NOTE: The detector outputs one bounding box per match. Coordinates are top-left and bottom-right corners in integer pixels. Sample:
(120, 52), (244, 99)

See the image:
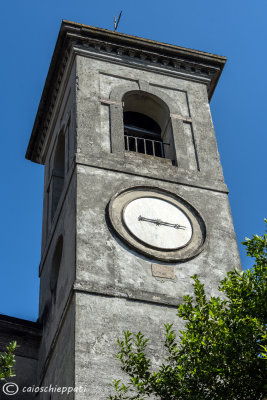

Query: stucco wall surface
(76, 56), (225, 186)
(76, 165), (240, 304)
(74, 292), (180, 399)
(38, 299), (75, 400)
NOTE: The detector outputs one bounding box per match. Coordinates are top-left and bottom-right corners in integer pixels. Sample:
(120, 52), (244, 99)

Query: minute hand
(138, 215), (186, 230)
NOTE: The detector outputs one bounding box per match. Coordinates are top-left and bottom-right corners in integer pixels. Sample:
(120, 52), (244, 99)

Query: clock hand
(138, 215), (186, 230)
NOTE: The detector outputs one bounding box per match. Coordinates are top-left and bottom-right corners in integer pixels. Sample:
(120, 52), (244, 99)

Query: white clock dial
(123, 197), (192, 250)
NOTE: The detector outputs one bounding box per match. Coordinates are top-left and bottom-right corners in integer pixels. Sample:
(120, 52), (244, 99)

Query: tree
(0, 341), (17, 381)
(109, 221), (267, 400)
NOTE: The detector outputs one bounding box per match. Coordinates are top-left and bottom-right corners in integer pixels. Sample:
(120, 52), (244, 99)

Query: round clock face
(123, 197), (192, 250)
(108, 187), (206, 262)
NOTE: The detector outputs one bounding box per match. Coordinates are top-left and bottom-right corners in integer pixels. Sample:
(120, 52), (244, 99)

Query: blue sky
(0, 0), (266, 321)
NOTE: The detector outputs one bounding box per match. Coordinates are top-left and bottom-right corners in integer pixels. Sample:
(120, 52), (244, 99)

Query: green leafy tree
(0, 341), (17, 381)
(109, 221), (267, 400)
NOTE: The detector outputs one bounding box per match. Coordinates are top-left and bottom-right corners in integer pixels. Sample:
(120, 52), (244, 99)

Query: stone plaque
(151, 264), (175, 280)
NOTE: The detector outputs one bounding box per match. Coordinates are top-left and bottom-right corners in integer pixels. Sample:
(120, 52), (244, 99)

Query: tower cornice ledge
(26, 20), (226, 164)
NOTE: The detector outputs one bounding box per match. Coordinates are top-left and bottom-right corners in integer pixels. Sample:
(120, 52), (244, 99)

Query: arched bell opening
(123, 91), (176, 163)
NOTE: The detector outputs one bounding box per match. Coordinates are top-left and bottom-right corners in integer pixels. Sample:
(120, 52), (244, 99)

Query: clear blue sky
(0, 0), (266, 321)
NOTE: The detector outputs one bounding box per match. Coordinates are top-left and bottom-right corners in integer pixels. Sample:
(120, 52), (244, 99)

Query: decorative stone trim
(100, 98), (123, 106)
(71, 34), (219, 80)
(170, 113), (192, 122)
(108, 81), (191, 169)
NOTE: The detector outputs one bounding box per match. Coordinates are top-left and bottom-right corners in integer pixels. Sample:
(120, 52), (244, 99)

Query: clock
(108, 187), (206, 262)
(123, 197), (192, 250)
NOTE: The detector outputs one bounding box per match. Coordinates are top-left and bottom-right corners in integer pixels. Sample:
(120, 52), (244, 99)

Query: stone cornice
(25, 20), (226, 164)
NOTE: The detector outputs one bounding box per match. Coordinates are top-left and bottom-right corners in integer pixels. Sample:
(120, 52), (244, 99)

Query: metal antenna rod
(114, 11), (122, 32)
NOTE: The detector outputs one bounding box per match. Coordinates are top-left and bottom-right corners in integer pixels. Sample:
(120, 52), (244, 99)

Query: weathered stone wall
(75, 292), (180, 399)
(37, 172), (76, 383)
(72, 51), (240, 398)
(37, 60), (77, 383)
(41, 60), (76, 252)
(76, 166), (239, 299)
(76, 55), (225, 185)
(38, 299), (75, 400)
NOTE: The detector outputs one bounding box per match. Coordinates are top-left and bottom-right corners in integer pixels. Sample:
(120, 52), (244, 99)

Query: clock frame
(108, 186), (207, 262)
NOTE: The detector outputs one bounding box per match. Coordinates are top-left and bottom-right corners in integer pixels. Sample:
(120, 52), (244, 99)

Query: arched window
(51, 132), (65, 220)
(124, 112), (164, 157)
(123, 91), (176, 163)
(50, 235), (63, 302)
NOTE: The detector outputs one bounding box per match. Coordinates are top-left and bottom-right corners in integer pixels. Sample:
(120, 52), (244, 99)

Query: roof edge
(63, 20), (227, 64)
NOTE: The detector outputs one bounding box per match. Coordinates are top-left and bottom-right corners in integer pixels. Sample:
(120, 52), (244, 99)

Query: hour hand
(138, 215), (186, 230)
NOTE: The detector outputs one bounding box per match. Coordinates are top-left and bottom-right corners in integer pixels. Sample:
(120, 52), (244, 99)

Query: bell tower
(26, 21), (240, 398)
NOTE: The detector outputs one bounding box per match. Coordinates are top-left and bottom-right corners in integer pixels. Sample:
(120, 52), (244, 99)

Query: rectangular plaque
(151, 264), (175, 280)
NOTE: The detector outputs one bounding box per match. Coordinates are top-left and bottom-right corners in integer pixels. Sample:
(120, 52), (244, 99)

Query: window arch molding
(109, 82), (190, 169)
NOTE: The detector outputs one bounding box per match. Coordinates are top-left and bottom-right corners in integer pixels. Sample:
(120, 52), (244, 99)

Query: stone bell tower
(26, 21), (240, 399)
